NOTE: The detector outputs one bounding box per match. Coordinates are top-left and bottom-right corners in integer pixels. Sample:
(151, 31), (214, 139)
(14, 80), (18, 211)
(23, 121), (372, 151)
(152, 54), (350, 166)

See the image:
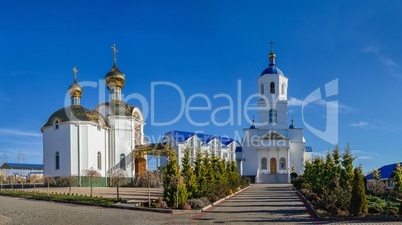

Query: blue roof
(366, 163), (399, 180)
(261, 65), (283, 76)
(165, 130), (241, 147)
(1, 163), (43, 170)
(305, 146), (313, 152)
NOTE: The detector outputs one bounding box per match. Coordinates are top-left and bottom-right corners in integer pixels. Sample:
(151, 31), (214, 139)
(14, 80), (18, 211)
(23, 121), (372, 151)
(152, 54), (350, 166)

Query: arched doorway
(270, 157), (277, 174)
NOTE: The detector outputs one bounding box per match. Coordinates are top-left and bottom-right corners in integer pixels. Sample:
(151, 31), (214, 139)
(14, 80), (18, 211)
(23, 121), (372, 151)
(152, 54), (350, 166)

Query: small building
(365, 163), (398, 189)
(160, 130), (240, 166)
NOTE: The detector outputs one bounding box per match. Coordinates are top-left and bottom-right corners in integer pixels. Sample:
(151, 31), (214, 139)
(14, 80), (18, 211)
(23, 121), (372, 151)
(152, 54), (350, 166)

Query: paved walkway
(194, 183), (314, 224)
(1, 184), (402, 224)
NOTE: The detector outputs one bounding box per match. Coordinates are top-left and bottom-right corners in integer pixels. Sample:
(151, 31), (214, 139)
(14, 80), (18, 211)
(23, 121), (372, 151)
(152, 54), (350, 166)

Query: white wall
(43, 124), (71, 177)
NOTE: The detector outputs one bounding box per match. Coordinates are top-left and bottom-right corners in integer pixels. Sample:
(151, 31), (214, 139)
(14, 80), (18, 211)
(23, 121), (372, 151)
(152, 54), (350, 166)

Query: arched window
(280, 157), (286, 170)
(120, 153), (125, 170)
(281, 83), (285, 95)
(269, 109), (277, 124)
(261, 157), (267, 170)
(97, 152), (101, 170)
(53, 118), (59, 130)
(261, 83), (264, 95)
(270, 82), (275, 93)
(55, 152), (60, 170)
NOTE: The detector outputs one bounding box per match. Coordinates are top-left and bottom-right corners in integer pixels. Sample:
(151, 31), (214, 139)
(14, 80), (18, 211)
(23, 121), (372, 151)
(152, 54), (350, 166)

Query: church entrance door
(270, 157), (277, 174)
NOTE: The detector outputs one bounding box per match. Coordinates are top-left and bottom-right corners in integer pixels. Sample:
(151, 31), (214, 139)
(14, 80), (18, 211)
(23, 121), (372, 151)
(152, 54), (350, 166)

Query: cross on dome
(269, 40), (275, 53)
(111, 44), (118, 65)
(72, 66), (78, 82)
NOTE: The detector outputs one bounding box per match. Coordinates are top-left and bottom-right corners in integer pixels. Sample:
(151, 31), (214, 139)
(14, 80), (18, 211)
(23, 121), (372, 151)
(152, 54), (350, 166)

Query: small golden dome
(69, 66), (82, 98)
(269, 52), (276, 59)
(105, 64), (126, 90)
(68, 81), (82, 98)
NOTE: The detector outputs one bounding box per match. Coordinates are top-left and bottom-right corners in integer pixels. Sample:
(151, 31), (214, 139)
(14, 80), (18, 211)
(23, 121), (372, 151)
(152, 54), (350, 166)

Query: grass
(0, 189), (115, 205)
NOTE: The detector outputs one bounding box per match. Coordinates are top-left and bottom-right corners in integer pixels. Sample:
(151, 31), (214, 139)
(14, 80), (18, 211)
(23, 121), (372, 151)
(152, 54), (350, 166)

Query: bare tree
(17, 152), (24, 163)
(109, 169), (127, 201)
(59, 176), (76, 196)
(30, 174), (42, 194)
(83, 167), (102, 198)
(1, 153), (7, 164)
(43, 176), (56, 195)
(0, 169), (5, 191)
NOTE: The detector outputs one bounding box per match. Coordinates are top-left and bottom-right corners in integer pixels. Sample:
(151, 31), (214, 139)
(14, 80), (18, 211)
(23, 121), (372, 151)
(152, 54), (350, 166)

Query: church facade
(238, 49), (312, 183)
(41, 45), (145, 185)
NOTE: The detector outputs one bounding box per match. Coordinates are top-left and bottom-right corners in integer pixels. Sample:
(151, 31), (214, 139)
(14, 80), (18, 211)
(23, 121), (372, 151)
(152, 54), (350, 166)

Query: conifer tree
(350, 166), (368, 216)
(181, 147), (197, 198)
(393, 162), (402, 195)
(332, 145), (342, 176)
(325, 150), (336, 186)
(163, 149), (188, 207)
(204, 152), (214, 184)
(194, 149), (206, 197)
(340, 143), (355, 194)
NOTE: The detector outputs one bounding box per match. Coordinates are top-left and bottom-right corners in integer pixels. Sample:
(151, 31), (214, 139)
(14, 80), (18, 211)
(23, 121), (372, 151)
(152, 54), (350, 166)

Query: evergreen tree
(349, 166), (368, 216)
(325, 150), (336, 186)
(204, 152), (214, 184)
(163, 149), (188, 208)
(194, 149), (206, 197)
(340, 143), (355, 194)
(181, 147), (197, 198)
(332, 145), (342, 176)
(393, 162), (402, 195)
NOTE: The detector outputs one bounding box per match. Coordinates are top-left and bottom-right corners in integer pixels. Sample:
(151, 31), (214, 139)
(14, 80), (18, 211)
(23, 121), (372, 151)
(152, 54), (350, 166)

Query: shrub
(368, 203), (383, 214)
(291, 177), (304, 190)
(300, 189), (310, 197)
(315, 199), (327, 210)
(179, 202), (191, 210)
(200, 197), (210, 206)
(327, 205), (340, 215)
(386, 208), (398, 217)
(188, 199), (205, 209)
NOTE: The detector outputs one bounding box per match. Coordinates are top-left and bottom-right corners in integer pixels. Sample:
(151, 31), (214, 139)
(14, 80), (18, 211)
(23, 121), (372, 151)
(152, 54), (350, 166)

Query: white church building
(41, 45), (145, 185)
(238, 48), (312, 183)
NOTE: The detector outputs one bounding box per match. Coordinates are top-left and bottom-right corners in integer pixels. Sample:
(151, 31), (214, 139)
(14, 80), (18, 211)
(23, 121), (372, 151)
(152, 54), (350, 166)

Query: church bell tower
(257, 42), (289, 130)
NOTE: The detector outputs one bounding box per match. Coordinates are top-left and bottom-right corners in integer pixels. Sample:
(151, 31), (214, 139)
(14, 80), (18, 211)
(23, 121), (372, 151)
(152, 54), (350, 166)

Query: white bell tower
(257, 42), (288, 130)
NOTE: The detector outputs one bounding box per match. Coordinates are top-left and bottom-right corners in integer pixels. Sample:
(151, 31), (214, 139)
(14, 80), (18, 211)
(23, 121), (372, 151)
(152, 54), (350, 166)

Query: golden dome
(69, 66), (82, 98)
(268, 52), (276, 59)
(68, 81), (82, 98)
(105, 64), (126, 90)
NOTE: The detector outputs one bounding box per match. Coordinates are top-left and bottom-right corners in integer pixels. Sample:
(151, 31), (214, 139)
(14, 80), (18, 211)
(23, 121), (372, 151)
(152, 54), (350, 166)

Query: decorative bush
(187, 199), (205, 209)
(179, 202), (191, 210)
(314, 199), (327, 210)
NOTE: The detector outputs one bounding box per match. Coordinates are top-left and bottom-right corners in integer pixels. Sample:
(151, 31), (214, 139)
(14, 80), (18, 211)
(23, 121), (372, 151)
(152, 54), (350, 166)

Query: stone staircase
(257, 173), (288, 183)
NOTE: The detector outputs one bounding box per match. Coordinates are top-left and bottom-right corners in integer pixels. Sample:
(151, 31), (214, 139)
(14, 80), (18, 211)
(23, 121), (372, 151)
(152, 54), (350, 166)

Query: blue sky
(1, 0), (402, 173)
